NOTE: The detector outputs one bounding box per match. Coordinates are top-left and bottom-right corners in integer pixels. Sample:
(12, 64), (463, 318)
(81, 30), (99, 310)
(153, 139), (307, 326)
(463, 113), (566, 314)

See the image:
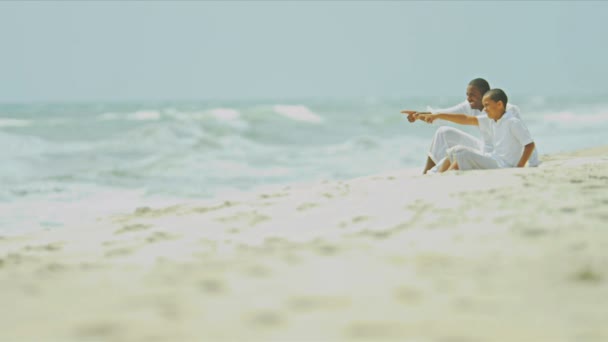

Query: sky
(1, 1), (607, 102)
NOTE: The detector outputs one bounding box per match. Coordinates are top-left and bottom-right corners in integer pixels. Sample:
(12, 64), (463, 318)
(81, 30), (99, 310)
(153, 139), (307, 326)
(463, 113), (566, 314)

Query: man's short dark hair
(468, 78), (490, 95)
(484, 88), (508, 106)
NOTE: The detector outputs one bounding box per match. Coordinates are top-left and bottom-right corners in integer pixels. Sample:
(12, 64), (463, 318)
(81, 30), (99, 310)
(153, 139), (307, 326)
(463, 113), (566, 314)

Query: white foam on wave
(128, 110), (161, 121)
(98, 112), (120, 121)
(98, 111), (161, 121)
(163, 108), (241, 125)
(0, 118), (31, 127)
(204, 160), (290, 178)
(543, 111), (608, 124)
(325, 135), (381, 155)
(163, 109), (205, 121)
(0, 131), (46, 158)
(209, 108), (240, 121)
(273, 105), (323, 124)
(0, 184), (184, 236)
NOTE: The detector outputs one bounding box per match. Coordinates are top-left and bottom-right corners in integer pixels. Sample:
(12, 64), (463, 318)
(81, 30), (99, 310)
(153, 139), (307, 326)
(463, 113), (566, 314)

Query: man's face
(466, 85), (484, 110)
(482, 95), (504, 120)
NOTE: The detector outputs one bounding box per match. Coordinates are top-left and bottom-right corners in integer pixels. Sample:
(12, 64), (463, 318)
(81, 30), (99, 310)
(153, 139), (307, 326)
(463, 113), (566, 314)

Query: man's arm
(517, 142), (535, 167)
(418, 113), (479, 126)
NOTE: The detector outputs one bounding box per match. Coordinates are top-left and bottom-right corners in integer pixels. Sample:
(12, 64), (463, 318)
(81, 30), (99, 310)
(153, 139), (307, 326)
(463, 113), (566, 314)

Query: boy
(416, 89), (535, 172)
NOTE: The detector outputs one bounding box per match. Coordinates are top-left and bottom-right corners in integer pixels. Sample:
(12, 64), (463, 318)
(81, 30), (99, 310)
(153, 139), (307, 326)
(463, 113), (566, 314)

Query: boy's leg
(438, 157), (452, 173)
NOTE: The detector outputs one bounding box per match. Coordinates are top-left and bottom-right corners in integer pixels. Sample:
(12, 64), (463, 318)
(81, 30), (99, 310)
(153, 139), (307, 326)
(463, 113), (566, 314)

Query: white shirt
(429, 101), (539, 166)
(477, 110), (535, 168)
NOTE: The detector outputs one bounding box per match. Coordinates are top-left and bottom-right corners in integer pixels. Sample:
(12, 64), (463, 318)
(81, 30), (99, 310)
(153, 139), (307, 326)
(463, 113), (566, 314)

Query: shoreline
(2, 147), (607, 341)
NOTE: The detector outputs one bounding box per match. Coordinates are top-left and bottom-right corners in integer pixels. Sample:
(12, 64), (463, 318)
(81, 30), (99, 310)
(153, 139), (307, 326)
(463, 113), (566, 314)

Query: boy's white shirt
(427, 101), (539, 167)
(478, 110), (534, 168)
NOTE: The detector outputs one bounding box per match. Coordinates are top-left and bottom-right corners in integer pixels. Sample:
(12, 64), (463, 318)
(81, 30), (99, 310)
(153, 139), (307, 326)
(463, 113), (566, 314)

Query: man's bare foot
(423, 157), (436, 174)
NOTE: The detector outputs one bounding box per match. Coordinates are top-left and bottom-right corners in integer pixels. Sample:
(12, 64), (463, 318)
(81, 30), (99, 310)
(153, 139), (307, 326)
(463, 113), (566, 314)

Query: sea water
(1, 95), (607, 235)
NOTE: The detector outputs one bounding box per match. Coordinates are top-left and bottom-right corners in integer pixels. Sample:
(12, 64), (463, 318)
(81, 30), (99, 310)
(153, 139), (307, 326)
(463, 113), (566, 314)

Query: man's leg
(448, 145), (499, 171)
(426, 126), (483, 173)
(423, 157), (436, 174)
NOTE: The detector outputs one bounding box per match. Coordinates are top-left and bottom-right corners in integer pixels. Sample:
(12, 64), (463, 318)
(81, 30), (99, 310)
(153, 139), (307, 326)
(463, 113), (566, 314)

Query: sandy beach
(1, 147), (607, 342)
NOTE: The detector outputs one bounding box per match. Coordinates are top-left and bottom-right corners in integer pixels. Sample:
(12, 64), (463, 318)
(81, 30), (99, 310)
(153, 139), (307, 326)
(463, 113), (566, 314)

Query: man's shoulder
(429, 100), (470, 115)
(506, 103), (522, 117)
(456, 101), (472, 113)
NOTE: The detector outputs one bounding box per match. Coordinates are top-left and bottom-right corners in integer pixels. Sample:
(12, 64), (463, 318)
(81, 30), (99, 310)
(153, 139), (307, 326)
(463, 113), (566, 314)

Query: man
(401, 78), (539, 174)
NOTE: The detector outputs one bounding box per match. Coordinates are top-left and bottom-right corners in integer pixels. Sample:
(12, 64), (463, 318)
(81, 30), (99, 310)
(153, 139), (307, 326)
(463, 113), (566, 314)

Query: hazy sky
(1, 1), (607, 102)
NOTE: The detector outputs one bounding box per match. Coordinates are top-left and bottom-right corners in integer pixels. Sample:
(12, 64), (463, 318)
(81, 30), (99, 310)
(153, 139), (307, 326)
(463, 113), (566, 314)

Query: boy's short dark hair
(484, 88), (508, 107)
(468, 78), (490, 95)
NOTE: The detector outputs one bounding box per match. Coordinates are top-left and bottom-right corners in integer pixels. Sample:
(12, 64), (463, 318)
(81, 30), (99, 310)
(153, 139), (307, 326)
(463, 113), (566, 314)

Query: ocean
(1, 95), (607, 235)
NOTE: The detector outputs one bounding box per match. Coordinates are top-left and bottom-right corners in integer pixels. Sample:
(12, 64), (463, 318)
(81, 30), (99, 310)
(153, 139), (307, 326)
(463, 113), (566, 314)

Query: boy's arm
(517, 142), (535, 167)
(401, 101), (470, 123)
(400, 110), (419, 122)
(418, 113), (479, 126)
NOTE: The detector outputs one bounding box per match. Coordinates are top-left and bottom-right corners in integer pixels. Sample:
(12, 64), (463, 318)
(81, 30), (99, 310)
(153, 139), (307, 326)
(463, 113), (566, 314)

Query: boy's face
(482, 95), (505, 120)
(466, 85), (484, 110)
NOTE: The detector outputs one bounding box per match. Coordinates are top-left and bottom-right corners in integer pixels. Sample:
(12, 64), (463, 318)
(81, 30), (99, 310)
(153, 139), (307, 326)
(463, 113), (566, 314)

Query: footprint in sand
(104, 247), (133, 258)
(345, 321), (409, 339)
(134, 206), (152, 214)
(37, 262), (67, 275)
(115, 224), (152, 235)
(245, 310), (284, 327)
(338, 215), (370, 230)
(3, 252), (39, 265)
(259, 192), (288, 199)
(216, 211), (270, 226)
(315, 243), (339, 256)
(145, 231), (178, 243)
(244, 264), (272, 278)
(573, 267), (603, 283)
(393, 285), (423, 304)
(518, 227), (548, 237)
(190, 201), (235, 214)
(364, 230), (393, 240)
(286, 295), (351, 312)
(23, 242), (64, 252)
(75, 321), (124, 339)
(352, 216), (369, 223)
(297, 202), (319, 211)
(199, 278), (226, 294)
(132, 205), (181, 218)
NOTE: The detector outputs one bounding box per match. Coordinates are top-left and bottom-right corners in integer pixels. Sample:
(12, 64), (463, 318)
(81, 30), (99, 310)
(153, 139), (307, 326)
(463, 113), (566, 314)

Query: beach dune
(1, 147), (608, 341)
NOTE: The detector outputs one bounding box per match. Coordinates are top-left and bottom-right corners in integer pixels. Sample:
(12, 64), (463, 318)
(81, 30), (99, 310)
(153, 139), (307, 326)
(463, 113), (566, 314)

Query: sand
(1, 147), (607, 341)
